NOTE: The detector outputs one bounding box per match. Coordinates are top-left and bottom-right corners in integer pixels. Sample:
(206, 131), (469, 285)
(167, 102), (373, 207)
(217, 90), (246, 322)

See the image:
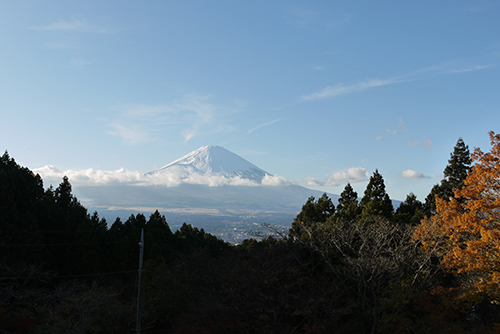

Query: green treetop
(334, 183), (360, 221)
(424, 138), (472, 215)
(394, 192), (425, 225)
(359, 170), (393, 219)
(291, 193), (335, 239)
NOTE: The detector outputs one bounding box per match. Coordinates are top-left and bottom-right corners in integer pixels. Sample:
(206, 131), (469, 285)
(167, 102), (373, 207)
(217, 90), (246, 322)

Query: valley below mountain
(76, 183), (337, 243)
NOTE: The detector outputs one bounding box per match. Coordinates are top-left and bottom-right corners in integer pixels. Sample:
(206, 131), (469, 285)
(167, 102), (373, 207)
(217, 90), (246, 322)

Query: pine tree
(315, 193), (336, 221)
(393, 192), (425, 225)
(0, 151), (47, 265)
(145, 210), (173, 260)
(424, 138), (472, 215)
(334, 183), (359, 221)
(359, 170), (393, 219)
(291, 193), (335, 239)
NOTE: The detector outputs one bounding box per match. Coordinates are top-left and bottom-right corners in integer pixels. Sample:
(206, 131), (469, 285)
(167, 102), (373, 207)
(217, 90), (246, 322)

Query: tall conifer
(424, 138), (472, 215)
(335, 183), (359, 221)
(359, 170), (393, 219)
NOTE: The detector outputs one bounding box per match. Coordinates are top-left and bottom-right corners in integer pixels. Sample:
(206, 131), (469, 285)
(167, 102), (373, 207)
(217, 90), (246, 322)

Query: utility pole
(136, 228), (144, 334)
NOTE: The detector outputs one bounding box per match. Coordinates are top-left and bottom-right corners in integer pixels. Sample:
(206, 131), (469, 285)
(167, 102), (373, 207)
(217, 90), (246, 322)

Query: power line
(0, 269), (138, 280)
(0, 240), (138, 247)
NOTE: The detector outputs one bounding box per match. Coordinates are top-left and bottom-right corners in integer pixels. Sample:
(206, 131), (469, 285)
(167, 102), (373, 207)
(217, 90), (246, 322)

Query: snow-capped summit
(149, 145), (269, 182)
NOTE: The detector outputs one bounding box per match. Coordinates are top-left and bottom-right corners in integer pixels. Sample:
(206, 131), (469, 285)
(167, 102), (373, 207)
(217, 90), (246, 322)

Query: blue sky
(2, 1), (500, 202)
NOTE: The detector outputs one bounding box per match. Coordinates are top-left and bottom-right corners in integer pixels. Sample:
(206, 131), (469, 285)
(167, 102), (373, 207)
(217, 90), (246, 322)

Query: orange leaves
(414, 131), (500, 298)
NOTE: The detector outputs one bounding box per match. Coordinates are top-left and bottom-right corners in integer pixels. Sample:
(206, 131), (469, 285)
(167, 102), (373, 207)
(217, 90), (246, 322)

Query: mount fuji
(76, 145), (338, 242)
(149, 145), (269, 183)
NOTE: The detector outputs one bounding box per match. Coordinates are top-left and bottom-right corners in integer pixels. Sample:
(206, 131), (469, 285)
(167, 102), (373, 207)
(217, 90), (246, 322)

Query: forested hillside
(2, 132), (500, 333)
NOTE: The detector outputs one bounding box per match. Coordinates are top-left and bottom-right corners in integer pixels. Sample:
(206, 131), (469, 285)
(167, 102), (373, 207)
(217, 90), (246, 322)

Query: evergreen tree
(359, 170), (393, 219)
(424, 138), (472, 215)
(294, 193), (335, 225)
(174, 223), (229, 257)
(443, 138), (472, 188)
(0, 151), (47, 265)
(49, 176), (93, 274)
(145, 210), (173, 260)
(393, 192), (425, 225)
(291, 193), (335, 238)
(315, 192), (336, 221)
(334, 183), (359, 221)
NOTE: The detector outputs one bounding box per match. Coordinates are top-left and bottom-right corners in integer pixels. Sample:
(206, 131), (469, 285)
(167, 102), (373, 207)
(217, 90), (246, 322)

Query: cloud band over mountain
(33, 165), (292, 188)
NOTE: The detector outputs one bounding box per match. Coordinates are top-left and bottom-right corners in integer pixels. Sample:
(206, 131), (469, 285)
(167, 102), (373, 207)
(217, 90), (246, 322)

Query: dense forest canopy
(2, 133), (500, 333)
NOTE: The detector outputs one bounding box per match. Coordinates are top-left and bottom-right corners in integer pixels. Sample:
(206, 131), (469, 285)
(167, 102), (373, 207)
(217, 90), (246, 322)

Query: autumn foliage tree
(414, 131), (500, 300)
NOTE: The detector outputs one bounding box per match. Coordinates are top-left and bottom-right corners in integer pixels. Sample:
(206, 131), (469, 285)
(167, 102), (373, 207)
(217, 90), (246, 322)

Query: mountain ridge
(149, 145), (269, 183)
(74, 145), (339, 242)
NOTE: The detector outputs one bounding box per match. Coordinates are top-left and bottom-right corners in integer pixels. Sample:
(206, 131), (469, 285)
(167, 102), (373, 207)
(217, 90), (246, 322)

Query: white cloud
(262, 174), (292, 186)
(30, 18), (112, 33)
(305, 177), (328, 187)
(400, 169), (429, 179)
(33, 166), (294, 188)
(34, 165), (62, 177)
(300, 78), (401, 101)
(331, 167), (370, 182)
(34, 166), (146, 186)
(306, 167), (370, 187)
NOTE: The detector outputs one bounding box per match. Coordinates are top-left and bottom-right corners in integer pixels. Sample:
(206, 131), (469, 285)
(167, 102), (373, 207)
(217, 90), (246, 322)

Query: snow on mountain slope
(149, 145), (269, 183)
(73, 145), (343, 242)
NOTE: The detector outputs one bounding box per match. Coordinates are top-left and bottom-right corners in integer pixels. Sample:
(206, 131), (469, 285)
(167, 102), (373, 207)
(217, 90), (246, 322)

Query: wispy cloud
(107, 94), (236, 145)
(248, 119), (280, 134)
(423, 139), (432, 150)
(107, 122), (156, 145)
(407, 138), (432, 150)
(400, 169), (430, 179)
(177, 94), (217, 142)
(450, 64), (492, 73)
(300, 62), (493, 102)
(300, 78), (402, 101)
(306, 167), (369, 187)
(313, 65), (326, 70)
(376, 117), (408, 141)
(30, 18), (113, 33)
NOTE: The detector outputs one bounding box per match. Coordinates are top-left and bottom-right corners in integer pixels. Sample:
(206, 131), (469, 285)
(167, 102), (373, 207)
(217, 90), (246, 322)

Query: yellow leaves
(415, 131), (500, 298)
